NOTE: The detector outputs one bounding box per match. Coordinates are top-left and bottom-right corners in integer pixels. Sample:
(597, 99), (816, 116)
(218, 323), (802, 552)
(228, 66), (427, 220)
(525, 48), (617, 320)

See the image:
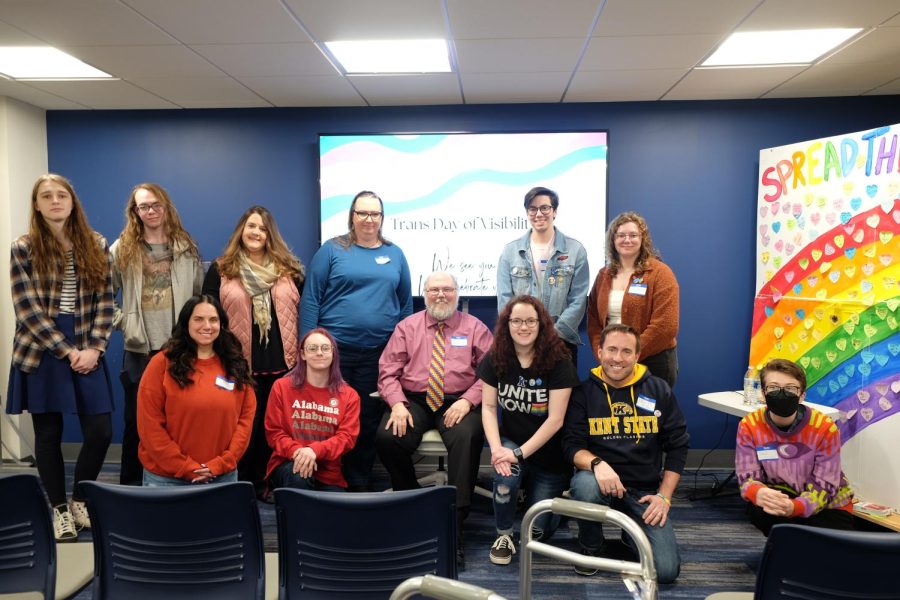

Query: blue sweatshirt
(300, 238), (412, 348)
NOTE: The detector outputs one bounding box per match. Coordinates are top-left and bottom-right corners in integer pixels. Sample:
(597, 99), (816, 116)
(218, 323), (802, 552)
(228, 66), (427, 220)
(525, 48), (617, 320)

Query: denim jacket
(497, 228), (589, 345)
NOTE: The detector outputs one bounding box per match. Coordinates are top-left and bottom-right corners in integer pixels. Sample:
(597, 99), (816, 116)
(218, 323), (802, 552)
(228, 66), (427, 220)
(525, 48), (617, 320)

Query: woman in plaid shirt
(6, 174), (115, 542)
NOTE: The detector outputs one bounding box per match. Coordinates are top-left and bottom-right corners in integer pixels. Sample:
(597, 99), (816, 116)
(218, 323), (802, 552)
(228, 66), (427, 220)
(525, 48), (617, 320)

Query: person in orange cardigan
(587, 212), (679, 387)
(138, 295), (256, 486)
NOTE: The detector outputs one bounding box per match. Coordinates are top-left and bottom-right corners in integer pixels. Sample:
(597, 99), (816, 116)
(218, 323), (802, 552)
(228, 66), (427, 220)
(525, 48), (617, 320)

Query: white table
(698, 391), (840, 420)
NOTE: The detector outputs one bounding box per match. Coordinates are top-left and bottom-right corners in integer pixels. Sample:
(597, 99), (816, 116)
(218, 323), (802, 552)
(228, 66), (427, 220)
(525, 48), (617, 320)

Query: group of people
(7, 176), (854, 583)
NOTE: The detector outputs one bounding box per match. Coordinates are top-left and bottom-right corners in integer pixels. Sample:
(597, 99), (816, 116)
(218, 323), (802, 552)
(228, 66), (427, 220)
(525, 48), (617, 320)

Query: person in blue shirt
(497, 186), (589, 365)
(300, 191), (412, 490)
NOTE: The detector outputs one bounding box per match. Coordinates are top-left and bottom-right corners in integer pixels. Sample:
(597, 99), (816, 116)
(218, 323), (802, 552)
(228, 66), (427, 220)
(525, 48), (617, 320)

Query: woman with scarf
(203, 206), (304, 497)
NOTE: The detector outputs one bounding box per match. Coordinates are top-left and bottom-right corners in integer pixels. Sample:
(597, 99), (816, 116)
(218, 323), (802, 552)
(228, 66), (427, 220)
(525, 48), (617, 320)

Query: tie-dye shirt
(736, 406), (853, 518)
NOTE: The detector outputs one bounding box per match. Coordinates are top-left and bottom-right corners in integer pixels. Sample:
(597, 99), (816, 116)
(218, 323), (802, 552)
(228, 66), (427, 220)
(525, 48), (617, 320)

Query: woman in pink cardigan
(202, 205), (304, 497)
(587, 212), (679, 387)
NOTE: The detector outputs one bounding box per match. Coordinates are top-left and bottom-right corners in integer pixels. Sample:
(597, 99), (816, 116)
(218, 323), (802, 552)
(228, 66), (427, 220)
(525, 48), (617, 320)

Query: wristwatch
(512, 447), (524, 460)
(590, 457), (603, 472)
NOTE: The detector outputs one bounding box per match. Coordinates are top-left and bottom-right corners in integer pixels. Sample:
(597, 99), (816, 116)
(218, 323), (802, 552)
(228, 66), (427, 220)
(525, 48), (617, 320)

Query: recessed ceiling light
(0, 46), (113, 80)
(324, 39), (451, 74)
(702, 28), (862, 67)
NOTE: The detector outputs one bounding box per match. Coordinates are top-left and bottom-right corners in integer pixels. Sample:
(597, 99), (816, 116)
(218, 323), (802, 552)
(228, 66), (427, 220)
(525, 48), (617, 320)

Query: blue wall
(46, 96), (900, 449)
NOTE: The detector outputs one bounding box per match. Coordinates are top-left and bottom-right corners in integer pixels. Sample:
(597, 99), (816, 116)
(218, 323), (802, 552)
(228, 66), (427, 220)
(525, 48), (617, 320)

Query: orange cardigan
(587, 257), (679, 359)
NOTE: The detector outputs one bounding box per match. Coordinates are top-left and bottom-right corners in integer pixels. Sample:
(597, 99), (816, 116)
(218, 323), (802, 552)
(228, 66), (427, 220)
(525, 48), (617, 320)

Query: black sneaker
(489, 534), (516, 565)
(573, 547), (601, 576)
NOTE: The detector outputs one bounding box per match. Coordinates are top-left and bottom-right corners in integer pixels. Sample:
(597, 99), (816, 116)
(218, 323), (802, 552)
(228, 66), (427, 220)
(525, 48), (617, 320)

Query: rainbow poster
(751, 124), (900, 442)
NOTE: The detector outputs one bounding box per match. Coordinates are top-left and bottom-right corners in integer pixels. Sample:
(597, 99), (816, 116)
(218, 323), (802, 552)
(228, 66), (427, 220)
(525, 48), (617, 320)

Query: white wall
(0, 96), (48, 460)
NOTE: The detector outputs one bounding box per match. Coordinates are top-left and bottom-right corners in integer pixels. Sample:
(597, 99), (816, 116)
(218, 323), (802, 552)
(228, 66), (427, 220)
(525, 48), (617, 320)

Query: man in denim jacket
(497, 186), (589, 363)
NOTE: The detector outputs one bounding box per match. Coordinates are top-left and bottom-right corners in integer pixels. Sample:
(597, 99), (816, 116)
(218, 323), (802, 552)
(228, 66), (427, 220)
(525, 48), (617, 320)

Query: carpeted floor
(49, 464), (760, 599)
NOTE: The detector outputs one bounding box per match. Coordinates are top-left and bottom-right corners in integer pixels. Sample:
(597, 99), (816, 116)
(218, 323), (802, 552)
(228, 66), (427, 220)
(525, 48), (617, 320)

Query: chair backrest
(0, 473), (56, 598)
(756, 523), (900, 599)
(79, 480), (265, 600)
(274, 486), (457, 599)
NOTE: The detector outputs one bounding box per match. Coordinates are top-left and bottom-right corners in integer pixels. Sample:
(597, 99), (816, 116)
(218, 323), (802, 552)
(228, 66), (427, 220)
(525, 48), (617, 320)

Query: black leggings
(32, 412), (112, 506)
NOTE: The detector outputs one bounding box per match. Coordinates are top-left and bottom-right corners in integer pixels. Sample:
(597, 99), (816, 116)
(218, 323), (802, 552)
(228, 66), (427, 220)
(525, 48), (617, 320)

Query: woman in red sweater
(587, 212), (680, 387)
(264, 328), (360, 492)
(138, 295), (256, 486)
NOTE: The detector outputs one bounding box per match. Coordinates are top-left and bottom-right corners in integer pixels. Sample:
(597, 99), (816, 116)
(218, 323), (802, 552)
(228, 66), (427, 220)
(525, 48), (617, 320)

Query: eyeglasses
(425, 287), (456, 295)
(526, 205), (554, 216)
(764, 384), (802, 395)
(136, 202), (163, 214)
(354, 210), (383, 221)
(305, 344), (333, 354)
(509, 318), (539, 328)
(615, 232), (640, 240)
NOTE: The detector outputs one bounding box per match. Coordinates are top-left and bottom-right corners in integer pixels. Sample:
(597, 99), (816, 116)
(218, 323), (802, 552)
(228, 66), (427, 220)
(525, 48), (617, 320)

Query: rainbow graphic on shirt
(750, 124), (900, 442)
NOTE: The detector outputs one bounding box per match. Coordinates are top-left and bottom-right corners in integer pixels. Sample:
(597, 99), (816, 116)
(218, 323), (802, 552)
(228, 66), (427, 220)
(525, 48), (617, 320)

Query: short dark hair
(523, 186), (559, 210)
(598, 323), (641, 355)
(759, 358), (807, 393)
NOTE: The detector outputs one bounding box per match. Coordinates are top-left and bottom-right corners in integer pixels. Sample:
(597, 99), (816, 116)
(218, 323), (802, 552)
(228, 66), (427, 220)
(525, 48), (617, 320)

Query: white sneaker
(69, 500), (91, 530)
(489, 534), (516, 565)
(53, 506), (78, 542)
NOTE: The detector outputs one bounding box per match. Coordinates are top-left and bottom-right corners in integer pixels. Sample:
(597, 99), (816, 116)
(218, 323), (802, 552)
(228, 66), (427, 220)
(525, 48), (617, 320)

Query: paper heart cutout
(844, 248), (856, 260)
(891, 380), (900, 393)
(866, 214), (880, 228)
(811, 213), (821, 225)
(862, 262), (875, 276)
(808, 276), (818, 287)
(858, 390), (870, 403)
(774, 239), (784, 252)
(850, 197), (862, 211)
(824, 243), (835, 256)
(876, 383), (889, 395)
(793, 283), (802, 294)
(866, 184), (878, 198)
(840, 212), (852, 224)
(879, 254), (893, 266)
(828, 270), (840, 283)
(878, 396), (892, 411)
(852, 229), (865, 243)
(784, 271), (794, 283)
(861, 280), (873, 293)
(811, 249), (823, 262)
(879, 231), (894, 244)
(835, 338), (847, 351)
(785, 243), (795, 256)
(861, 407), (874, 421)
(774, 327), (785, 339)
(844, 265), (857, 278)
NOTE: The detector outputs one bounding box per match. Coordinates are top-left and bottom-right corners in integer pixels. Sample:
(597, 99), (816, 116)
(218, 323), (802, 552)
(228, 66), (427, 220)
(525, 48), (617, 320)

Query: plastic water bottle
(743, 366), (760, 405)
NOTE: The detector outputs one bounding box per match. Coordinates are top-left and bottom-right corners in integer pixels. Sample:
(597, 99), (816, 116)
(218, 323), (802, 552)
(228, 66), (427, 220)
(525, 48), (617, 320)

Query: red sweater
(137, 352), (256, 480)
(264, 377), (360, 488)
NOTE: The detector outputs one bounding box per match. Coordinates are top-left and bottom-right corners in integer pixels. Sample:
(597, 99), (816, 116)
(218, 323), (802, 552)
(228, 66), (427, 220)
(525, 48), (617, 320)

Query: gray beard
(426, 299), (458, 321)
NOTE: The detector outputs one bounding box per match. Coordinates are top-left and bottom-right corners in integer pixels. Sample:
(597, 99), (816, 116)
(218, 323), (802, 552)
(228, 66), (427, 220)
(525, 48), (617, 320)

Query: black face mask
(765, 388), (801, 418)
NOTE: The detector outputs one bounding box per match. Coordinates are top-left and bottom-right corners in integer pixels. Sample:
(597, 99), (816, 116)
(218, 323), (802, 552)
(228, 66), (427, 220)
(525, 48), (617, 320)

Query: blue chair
(0, 473), (56, 598)
(274, 486), (457, 599)
(706, 523), (900, 599)
(79, 480), (265, 600)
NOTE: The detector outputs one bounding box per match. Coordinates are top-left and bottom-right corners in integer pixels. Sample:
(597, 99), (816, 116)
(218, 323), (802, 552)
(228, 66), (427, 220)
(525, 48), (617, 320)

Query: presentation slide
(319, 131), (608, 296)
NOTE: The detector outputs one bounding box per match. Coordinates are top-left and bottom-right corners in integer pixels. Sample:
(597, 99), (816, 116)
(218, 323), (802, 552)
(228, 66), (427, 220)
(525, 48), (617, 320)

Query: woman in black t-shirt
(478, 295), (578, 565)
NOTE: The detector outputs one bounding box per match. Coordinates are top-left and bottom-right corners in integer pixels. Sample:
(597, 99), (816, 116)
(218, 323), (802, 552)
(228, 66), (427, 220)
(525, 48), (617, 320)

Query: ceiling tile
(460, 72), (571, 103)
(0, 0), (175, 45)
(238, 75), (365, 107)
(192, 43), (336, 77)
(349, 73), (462, 106)
(664, 66), (807, 100)
(0, 78), (85, 109)
(766, 60), (900, 97)
(741, 0), (900, 29)
(822, 26), (900, 64)
(592, 0), (757, 36)
(866, 78), (900, 94)
(566, 68), (687, 102)
(122, 0), (309, 44)
(282, 0), (445, 40)
(0, 19), (45, 44)
(25, 79), (179, 109)
(62, 45), (224, 79)
(127, 76), (271, 107)
(455, 38), (584, 73)
(581, 34), (722, 70)
(448, 0), (600, 39)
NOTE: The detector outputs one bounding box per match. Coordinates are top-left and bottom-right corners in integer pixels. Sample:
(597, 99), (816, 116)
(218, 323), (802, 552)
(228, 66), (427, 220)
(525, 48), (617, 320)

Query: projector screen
(319, 131), (608, 296)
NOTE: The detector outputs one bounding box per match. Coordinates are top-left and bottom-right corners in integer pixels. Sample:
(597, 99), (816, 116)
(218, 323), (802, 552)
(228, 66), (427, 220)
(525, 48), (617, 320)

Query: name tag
(628, 283), (648, 296)
(375, 256), (391, 265)
(756, 444), (779, 461)
(215, 375), (235, 391)
(450, 336), (468, 347)
(636, 395), (656, 413)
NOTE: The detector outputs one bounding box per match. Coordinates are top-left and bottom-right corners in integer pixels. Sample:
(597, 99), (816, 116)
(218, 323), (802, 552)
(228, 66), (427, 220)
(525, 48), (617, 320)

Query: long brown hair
(216, 205), (304, 281)
(28, 174), (108, 292)
(115, 182), (199, 271)
(491, 295), (569, 379)
(335, 190), (391, 249)
(604, 211), (660, 277)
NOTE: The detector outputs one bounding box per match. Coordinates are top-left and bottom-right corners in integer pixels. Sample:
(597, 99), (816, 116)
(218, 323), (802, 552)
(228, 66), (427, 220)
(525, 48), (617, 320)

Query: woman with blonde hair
(587, 212), (679, 387)
(7, 174), (115, 541)
(111, 182), (203, 486)
(202, 205), (303, 497)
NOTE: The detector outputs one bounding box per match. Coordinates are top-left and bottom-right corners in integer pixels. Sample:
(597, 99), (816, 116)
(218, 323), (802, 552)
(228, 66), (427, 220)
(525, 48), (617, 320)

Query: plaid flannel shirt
(10, 233), (115, 373)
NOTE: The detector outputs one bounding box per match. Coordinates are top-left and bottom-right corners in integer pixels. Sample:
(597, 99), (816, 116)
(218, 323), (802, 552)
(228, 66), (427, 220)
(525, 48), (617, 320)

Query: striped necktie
(425, 322), (446, 411)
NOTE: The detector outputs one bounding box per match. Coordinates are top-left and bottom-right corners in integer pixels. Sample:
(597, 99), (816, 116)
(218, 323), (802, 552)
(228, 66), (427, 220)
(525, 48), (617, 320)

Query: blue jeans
(569, 470), (681, 583)
(337, 343), (386, 489)
(493, 439), (569, 540)
(268, 460), (346, 492)
(142, 469), (237, 487)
